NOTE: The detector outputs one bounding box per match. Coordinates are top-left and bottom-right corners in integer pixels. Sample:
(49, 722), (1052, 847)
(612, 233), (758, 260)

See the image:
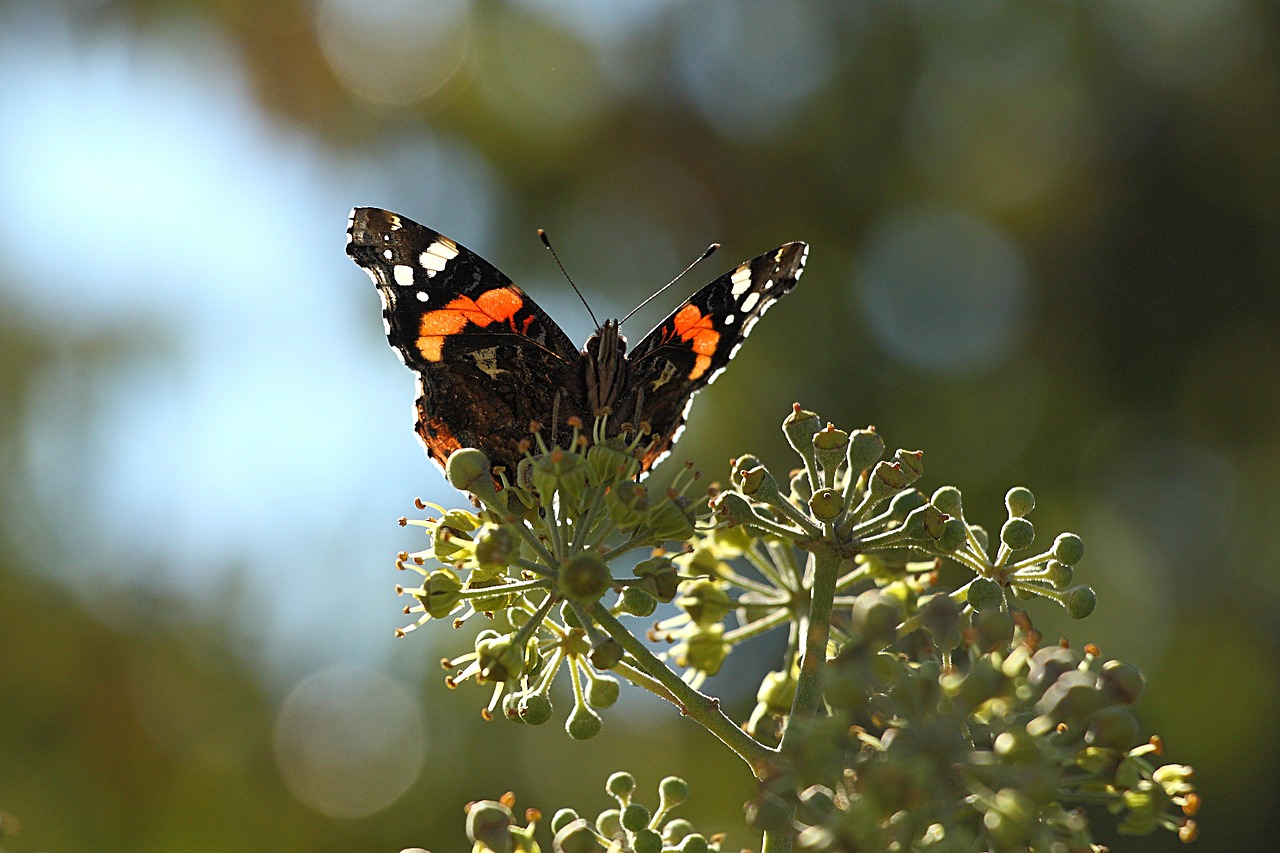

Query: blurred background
(0, 0), (1275, 850)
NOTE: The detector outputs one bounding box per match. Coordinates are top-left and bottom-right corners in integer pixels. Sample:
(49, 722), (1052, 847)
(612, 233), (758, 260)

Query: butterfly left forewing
(620, 241), (808, 470)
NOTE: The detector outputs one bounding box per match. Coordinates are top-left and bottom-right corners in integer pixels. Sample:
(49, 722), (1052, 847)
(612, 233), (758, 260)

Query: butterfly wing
(621, 241), (808, 471)
(346, 207), (586, 474)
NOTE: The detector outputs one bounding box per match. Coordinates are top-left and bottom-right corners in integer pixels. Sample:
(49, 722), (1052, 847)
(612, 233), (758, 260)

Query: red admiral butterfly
(346, 207), (806, 477)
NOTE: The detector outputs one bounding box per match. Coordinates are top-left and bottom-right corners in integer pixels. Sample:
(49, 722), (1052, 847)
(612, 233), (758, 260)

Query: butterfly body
(346, 207), (806, 476)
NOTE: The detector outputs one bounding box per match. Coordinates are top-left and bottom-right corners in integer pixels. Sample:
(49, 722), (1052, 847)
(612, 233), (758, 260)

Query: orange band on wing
(416, 287), (531, 361)
(672, 304), (720, 380)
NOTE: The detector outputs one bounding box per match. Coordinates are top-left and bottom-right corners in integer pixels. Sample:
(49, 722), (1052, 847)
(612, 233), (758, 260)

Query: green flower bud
(994, 729), (1039, 764)
(477, 634), (525, 682)
(550, 808), (580, 835)
(560, 600), (583, 629)
(475, 524), (517, 570)
(1100, 659), (1146, 705)
(1004, 486), (1035, 517)
(553, 818), (605, 853)
(1042, 560), (1073, 589)
(808, 487), (844, 521)
(621, 803), (650, 833)
(757, 668), (798, 715)
(586, 442), (641, 486)
(893, 449), (924, 484)
(595, 809), (623, 840)
(605, 770), (636, 799)
(986, 789), (1035, 847)
(1064, 585), (1097, 619)
(647, 494), (696, 541)
(618, 585), (658, 617)
(634, 556), (681, 602)
(884, 489), (926, 522)
(737, 465), (777, 499)
(557, 551), (611, 605)
(607, 481), (650, 530)
(970, 524), (990, 555)
(1000, 517), (1035, 551)
(931, 485), (963, 517)
(920, 594), (963, 651)
(783, 405), (822, 456)
(447, 448), (497, 501)
(1086, 706), (1141, 751)
(566, 703), (603, 740)
(589, 640), (624, 673)
(632, 828), (663, 853)
(1052, 532), (1085, 566)
(677, 834), (708, 853)
(676, 578), (732, 626)
(711, 491), (759, 528)
(532, 448), (588, 507)
(682, 624), (729, 676)
(935, 517), (968, 553)
(966, 577), (1004, 612)
(813, 424), (849, 477)
(846, 427), (885, 479)
(867, 460), (910, 502)
(951, 655), (1006, 713)
(659, 776), (690, 809)
(518, 693), (553, 725)
(416, 568), (464, 619)
(433, 509), (481, 560)
(707, 524), (751, 557)
(729, 454), (763, 487)
(849, 590), (902, 650)
(467, 799), (515, 853)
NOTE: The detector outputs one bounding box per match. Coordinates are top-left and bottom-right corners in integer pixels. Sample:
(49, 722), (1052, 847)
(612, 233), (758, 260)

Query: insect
(345, 207), (806, 477)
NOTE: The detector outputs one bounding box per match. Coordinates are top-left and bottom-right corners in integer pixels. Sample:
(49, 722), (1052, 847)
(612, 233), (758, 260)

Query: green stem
(764, 544), (841, 853)
(588, 603), (775, 776)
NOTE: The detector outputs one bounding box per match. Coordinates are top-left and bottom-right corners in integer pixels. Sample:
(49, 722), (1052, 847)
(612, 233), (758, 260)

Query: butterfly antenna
(538, 229), (600, 329)
(619, 242), (720, 327)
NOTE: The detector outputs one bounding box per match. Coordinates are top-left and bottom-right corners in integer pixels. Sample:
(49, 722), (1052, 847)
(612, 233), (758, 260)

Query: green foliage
(398, 407), (1197, 852)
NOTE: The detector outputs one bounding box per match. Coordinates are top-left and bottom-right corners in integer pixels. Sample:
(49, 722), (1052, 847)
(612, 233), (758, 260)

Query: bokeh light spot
(317, 0), (470, 107)
(857, 207), (1029, 375)
(273, 666), (427, 819)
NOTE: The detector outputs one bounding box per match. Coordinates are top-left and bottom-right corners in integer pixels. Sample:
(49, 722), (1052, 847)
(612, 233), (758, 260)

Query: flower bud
(586, 442), (641, 486)
(846, 427), (884, 479)
(447, 448), (497, 500)
(417, 568), (464, 619)
(808, 487), (844, 521)
(551, 808), (580, 835)
(783, 405), (822, 456)
(677, 835), (708, 853)
(757, 668), (798, 715)
(892, 449), (924, 485)
(647, 495), (696, 541)
(476, 634), (525, 682)
(632, 829), (663, 853)
(634, 556), (681, 602)
(711, 491), (759, 528)
(812, 424), (849, 477)
(680, 624), (729, 676)
(966, 576), (1004, 612)
(1064, 585), (1097, 619)
(587, 673), (620, 708)
(557, 551), (611, 605)
(475, 524), (516, 570)
(1042, 560), (1073, 589)
(659, 776), (690, 809)
(518, 693), (553, 725)
(867, 460), (910, 502)
(589, 639), (624, 673)
(1000, 517), (1035, 551)
(531, 448), (587, 507)
(920, 593), (962, 651)
(849, 589), (902, 650)
(936, 517), (968, 553)
(789, 468), (812, 503)
(618, 585), (657, 617)
(565, 703), (603, 740)
(676, 578), (732, 626)
(1004, 486), (1035, 517)
(621, 803), (650, 832)
(1086, 706), (1141, 751)
(1052, 532), (1085, 566)
(606, 481), (650, 530)
(606, 771), (635, 799)
(930, 485), (963, 517)
(466, 575), (515, 613)
(1100, 659), (1146, 705)
(969, 606), (1014, 653)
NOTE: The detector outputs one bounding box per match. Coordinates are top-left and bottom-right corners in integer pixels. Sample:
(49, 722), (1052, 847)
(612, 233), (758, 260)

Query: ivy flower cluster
(391, 405), (1197, 851)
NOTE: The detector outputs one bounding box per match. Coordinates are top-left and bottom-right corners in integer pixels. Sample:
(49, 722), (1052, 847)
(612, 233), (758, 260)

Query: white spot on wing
(393, 265), (414, 286)
(383, 249), (393, 260)
(724, 313), (735, 325)
(730, 263), (752, 297)
(740, 291), (760, 313)
(416, 291), (428, 302)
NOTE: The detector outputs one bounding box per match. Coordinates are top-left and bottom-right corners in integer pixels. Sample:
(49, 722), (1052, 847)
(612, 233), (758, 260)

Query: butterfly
(346, 207), (806, 478)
